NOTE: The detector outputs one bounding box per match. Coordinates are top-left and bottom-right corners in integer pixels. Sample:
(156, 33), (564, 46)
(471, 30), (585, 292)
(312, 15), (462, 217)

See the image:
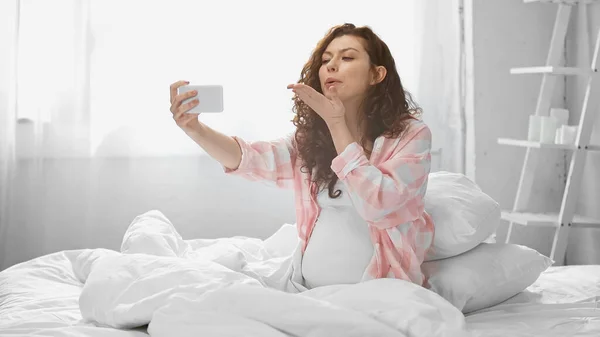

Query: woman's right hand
(170, 80), (203, 134)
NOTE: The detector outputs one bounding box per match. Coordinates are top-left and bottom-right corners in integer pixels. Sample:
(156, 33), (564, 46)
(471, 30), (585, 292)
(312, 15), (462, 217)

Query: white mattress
(1, 249), (599, 336)
(466, 265), (600, 336)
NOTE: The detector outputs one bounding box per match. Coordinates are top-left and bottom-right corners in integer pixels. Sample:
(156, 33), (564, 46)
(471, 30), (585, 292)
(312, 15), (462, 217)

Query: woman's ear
(371, 66), (387, 85)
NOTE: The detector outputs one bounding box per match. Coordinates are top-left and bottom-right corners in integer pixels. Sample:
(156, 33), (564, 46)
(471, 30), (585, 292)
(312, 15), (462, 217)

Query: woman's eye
(322, 57), (353, 64)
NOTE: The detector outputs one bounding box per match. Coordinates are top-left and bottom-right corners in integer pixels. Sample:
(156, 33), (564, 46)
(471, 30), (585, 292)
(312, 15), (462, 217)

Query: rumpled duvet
(69, 210), (469, 336)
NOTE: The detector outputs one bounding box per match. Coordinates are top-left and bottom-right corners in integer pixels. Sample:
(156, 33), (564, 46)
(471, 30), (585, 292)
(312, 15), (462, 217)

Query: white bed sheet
(0, 248), (467, 337)
(0, 210), (466, 337)
(1, 210), (599, 337)
(0, 249), (149, 337)
(3, 257), (599, 337)
(466, 265), (600, 337)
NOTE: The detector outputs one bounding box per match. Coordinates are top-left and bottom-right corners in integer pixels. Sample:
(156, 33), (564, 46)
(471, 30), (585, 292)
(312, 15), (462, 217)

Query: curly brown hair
(291, 23), (422, 199)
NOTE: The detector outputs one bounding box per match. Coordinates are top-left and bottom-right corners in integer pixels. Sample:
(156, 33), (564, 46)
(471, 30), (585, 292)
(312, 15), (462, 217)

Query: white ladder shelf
(499, 0), (600, 265)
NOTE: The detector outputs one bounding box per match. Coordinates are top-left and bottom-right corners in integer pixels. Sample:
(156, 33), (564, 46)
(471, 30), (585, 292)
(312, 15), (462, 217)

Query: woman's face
(319, 35), (374, 102)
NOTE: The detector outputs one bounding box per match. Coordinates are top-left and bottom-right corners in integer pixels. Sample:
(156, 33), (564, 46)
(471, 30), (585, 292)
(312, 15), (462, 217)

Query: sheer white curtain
(0, 1), (18, 263)
(413, 0), (464, 173)
(0, 0), (462, 270)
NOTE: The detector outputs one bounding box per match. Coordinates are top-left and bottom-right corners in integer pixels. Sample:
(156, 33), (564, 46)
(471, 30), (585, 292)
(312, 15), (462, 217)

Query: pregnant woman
(168, 23), (434, 289)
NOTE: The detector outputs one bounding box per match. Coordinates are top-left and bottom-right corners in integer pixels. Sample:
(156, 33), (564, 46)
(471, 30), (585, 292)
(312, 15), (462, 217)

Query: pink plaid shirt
(224, 118), (435, 286)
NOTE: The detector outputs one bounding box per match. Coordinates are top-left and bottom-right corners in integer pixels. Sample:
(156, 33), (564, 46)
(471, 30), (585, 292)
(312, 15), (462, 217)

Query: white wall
(3, 143), (443, 271)
(466, 0), (568, 256)
(565, 3), (600, 264)
(466, 0), (600, 261)
(2, 155), (297, 270)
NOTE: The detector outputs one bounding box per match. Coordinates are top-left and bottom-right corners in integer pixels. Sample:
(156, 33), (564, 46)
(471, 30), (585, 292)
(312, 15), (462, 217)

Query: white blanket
(75, 210), (468, 337)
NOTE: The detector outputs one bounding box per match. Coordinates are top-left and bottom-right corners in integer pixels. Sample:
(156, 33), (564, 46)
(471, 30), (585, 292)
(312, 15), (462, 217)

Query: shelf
(510, 66), (596, 76)
(499, 138), (576, 150)
(502, 211), (600, 228)
(498, 138), (600, 151)
(524, 0), (600, 4)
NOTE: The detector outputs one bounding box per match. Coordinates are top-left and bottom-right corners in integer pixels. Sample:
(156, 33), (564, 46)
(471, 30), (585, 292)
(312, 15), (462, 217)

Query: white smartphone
(177, 84), (224, 113)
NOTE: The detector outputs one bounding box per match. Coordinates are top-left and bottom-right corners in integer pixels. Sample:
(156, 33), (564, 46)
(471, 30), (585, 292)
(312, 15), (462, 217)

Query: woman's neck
(342, 109), (373, 155)
(341, 97), (364, 141)
(344, 113), (362, 141)
(332, 97), (373, 154)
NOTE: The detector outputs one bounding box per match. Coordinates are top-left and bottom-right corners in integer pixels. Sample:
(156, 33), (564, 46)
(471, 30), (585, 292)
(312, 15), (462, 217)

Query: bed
(1, 211), (599, 337)
(466, 265), (600, 336)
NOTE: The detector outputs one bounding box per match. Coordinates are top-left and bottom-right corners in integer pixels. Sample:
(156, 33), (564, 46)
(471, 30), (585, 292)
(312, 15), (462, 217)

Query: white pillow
(421, 243), (554, 314)
(424, 171), (501, 261)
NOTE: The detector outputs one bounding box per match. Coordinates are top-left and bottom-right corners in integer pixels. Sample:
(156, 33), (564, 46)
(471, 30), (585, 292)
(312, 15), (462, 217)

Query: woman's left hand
(287, 83), (345, 126)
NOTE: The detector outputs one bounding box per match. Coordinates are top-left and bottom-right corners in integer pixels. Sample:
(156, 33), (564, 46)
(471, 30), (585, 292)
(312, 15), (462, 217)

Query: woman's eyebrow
(323, 47), (359, 56)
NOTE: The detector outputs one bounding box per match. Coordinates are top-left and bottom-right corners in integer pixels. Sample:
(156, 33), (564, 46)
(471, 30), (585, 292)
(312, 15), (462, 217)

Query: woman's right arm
(170, 80), (242, 170)
(185, 123), (244, 171)
(169, 80), (296, 188)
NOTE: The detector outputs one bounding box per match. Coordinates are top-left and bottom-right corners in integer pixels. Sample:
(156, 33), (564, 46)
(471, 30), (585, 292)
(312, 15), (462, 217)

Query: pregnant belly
(301, 211), (374, 289)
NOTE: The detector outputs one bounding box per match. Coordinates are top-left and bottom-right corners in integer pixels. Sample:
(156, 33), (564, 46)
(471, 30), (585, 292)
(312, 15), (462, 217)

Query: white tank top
(301, 182), (374, 289)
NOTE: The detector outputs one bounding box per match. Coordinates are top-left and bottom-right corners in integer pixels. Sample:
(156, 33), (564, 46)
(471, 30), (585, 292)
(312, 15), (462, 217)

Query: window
(16, 0), (418, 158)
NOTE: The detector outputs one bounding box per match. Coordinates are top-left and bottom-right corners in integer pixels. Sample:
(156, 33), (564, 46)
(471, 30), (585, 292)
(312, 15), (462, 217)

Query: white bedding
(466, 265), (600, 336)
(0, 210), (599, 337)
(0, 210), (466, 337)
